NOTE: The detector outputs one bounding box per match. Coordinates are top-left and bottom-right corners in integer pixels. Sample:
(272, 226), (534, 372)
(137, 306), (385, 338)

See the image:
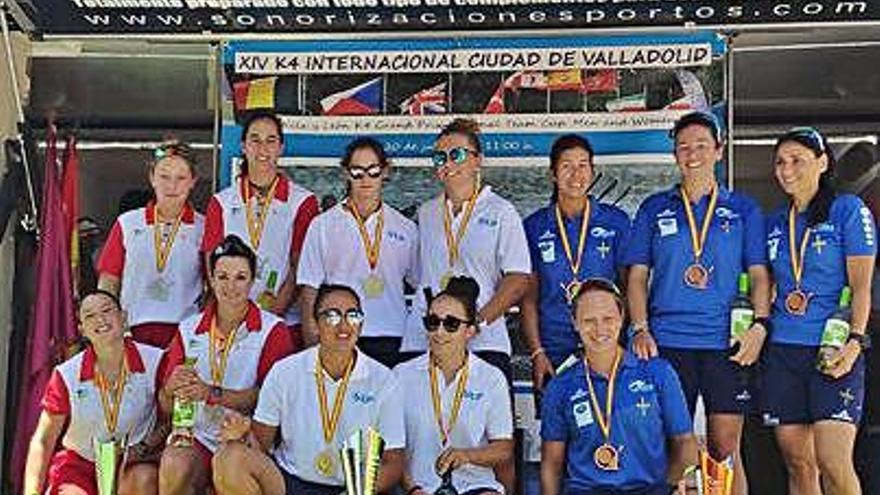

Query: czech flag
(321, 78), (383, 116)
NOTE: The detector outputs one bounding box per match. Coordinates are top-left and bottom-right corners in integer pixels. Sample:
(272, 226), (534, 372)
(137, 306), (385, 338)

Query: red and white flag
(400, 83), (447, 115)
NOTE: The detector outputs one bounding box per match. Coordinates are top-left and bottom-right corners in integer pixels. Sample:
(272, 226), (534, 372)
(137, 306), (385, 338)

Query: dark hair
(432, 276), (480, 323)
(671, 111), (723, 145)
(79, 289), (122, 313)
(437, 118), (482, 155)
(571, 278), (625, 317)
(313, 284), (362, 316)
(341, 137), (389, 169)
(775, 127), (837, 227)
(239, 110), (285, 176)
(208, 234), (257, 278)
(152, 139), (197, 176)
(549, 134), (595, 200)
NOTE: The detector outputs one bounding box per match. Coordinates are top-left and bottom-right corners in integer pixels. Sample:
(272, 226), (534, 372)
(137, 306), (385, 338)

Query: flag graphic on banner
(233, 77), (277, 111)
(400, 83), (447, 115)
(483, 84), (505, 114)
(606, 92), (648, 112)
(665, 69), (709, 111)
(505, 71), (548, 91)
(583, 69), (620, 93)
(547, 69), (583, 91)
(321, 78), (383, 116)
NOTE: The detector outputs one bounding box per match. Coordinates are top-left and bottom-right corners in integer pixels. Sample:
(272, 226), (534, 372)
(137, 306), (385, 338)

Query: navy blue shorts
(565, 483), (672, 495)
(761, 343), (865, 426)
(659, 347), (751, 416)
(278, 467), (342, 495)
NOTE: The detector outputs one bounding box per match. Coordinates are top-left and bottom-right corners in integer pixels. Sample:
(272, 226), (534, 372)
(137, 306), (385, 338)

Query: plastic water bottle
(817, 286), (852, 372)
(257, 270), (278, 310)
(170, 356), (198, 447)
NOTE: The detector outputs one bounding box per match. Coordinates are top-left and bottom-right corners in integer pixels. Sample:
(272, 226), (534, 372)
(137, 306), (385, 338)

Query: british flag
(400, 83), (447, 115)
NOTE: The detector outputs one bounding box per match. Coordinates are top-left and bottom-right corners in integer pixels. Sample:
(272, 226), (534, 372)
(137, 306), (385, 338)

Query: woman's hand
(822, 340), (861, 379)
(632, 330), (658, 360)
(435, 448), (471, 476)
(729, 322), (767, 366)
(219, 410), (252, 443)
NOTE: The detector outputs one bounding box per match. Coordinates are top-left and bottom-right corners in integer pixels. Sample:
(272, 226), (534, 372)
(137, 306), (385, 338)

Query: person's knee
(212, 443), (251, 486)
(160, 446), (203, 485)
(816, 448), (853, 481)
(121, 463), (158, 495)
(708, 417), (743, 458)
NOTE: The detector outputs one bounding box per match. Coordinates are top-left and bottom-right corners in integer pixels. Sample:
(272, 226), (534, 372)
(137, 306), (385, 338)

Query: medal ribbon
(680, 184), (719, 262)
(242, 176), (279, 250)
(152, 204), (185, 272)
(554, 200), (591, 282)
(209, 318), (237, 386)
(315, 353), (355, 445)
(347, 200), (384, 271)
(441, 184), (481, 268)
(95, 360), (129, 437)
(584, 348), (622, 443)
(788, 205), (812, 288)
(429, 355), (470, 446)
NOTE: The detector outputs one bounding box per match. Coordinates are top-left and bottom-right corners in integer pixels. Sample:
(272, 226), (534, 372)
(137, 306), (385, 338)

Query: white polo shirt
(394, 353), (512, 494)
(297, 202), (419, 338)
(161, 301), (295, 453)
(41, 339), (162, 462)
(254, 346), (405, 486)
(402, 186), (531, 354)
(202, 174), (319, 324)
(97, 203), (204, 326)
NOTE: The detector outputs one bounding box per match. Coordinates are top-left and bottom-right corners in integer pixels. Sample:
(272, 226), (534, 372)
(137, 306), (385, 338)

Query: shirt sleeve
(485, 371), (514, 441)
(295, 215), (325, 289)
(523, 215), (543, 275)
(540, 376), (568, 442)
(376, 374), (406, 449)
(290, 194), (320, 257)
(742, 198), (768, 267)
(256, 323), (295, 385)
(497, 204), (532, 275)
(654, 359), (693, 437)
(96, 220), (125, 278)
(623, 201), (653, 266)
(252, 364), (284, 427)
(405, 225), (421, 287)
(201, 196), (225, 254)
(839, 195), (878, 257)
(41, 369), (70, 416)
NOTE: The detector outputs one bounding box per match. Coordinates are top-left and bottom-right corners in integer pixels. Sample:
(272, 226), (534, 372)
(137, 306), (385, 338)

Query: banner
(12, 0), (878, 34)
(220, 33), (727, 185)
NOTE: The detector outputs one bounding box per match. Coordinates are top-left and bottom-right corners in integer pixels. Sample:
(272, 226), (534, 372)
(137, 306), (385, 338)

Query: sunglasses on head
(432, 147), (477, 168)
(347, 163), (384, 180)
(786, 127), (826, 153)
(318, 308), (365, 327)
(154, 142), (193, 162)
(423, 313), (471, 332)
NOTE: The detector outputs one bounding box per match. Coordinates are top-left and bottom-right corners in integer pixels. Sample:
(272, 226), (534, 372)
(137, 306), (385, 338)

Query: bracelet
(752, 317), (771, 334)
(406, 485), (423, 495)
(530, 347), (546, 360)
(629, 322), (649, 338)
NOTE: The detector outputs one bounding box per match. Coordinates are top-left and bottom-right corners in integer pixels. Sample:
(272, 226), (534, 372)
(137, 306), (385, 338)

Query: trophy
(434, 469), (458, 495)
(339, 428), (385, 495)
(697, 451), (734, 495)
(94, 434), (129, 495)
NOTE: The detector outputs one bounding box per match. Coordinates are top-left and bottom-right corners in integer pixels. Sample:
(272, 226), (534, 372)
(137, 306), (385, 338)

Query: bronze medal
(594, 443), (620, 471)
(683, 263), (709, 289)
(785, 289), (809, 316)
(555, 202), (591, 306)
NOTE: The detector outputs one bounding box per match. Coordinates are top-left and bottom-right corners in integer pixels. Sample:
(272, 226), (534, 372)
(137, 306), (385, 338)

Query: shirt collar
(311, 347), (369, 381)
(666, 183), (730, 202)
(581, 349), (638, 378)
(144, 201), (196, 225)
(79, 338), (147, 381)
(194, 300), (263, 335)
(240, 173), (289, 202)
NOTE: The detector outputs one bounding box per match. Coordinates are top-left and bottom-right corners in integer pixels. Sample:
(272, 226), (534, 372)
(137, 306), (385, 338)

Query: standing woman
(201, 110), (319, 329)
(24, 290), (166, 495)
(157, 235), (296, 495)
(763, 127), (875, 495)
(624, 112), (770, 494)
(298, 137), (419, 367)
(97, 140), (203, 349)
(522, 134), (631, 391)
(397, 276), (513, 495)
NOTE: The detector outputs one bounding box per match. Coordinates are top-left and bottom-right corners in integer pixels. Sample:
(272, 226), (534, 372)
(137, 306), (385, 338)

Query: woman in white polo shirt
(211, 283), (406, 495)
(402, 118), (531, 383)
(157, 235), (296, 495)
(298, 137), (419, 367)
(24, 290), (166, 495)
(97, 140), (203, 349)
(397, 276), (513, 495)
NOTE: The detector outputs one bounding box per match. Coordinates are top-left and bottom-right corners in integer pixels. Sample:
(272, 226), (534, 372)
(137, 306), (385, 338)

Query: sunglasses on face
(432, 147), (477, 168)
(347, 164), (384, 180)
(423, 313), (471, 333)
(786, 127), (826, 153)
(318, 308), (365, 327)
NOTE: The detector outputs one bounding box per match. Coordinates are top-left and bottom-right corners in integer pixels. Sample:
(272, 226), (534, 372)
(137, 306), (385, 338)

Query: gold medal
(363, 274), (385, 299)
(441, 185), (480, 281)
(429, 353), (470, 446)
(785, 289), (809, 316)
(314, 448), (337, 478)
(683, 263), (709, 290)
(440, 271), (454, 291)
(680, 184), (718, 290)
(554, 201), (591, 305)
(594, 443), (620, 471)
(786, 205), (812, 317)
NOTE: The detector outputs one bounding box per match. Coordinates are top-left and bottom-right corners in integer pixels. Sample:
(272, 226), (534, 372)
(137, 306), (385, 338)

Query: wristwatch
(629, 321), (649, 338)
(847, 332), (871, 352)
(207, 386), (223, 406)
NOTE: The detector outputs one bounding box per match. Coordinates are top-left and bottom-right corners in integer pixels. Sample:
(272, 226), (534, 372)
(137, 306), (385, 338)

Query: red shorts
(47, 449), (155, 495)
(129, 322), (178, 349)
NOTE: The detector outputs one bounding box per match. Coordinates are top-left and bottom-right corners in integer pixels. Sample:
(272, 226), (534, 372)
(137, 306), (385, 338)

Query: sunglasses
(423, 313), (471, 333)
(154, 142), (194, 162)
(318, 308), (365, 327)
(432, 147), (478, 168)
(785, 127), (826, 153)
(347, 164), (384, 180)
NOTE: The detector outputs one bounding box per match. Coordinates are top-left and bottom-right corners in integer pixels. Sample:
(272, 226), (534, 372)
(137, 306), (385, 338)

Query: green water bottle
(729, 273), (754, 346)
(171, 356), (198, 447)
(817, 287), (852, 372)
(257, 270), (278, 310)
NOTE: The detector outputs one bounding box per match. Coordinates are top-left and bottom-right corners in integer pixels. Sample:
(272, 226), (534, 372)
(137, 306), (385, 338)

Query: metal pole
(0, 4), (38, 232)
(724, 33), (735, 191)
(211, 41), (222, 193)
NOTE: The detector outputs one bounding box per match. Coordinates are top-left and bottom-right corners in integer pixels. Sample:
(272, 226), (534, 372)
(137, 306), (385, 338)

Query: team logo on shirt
(73, 388), (88, 401)
(657, 218), (678, 237)
(352, 391), (376, 404)
(464, 390), (484, 401)
(831, 409), (854, 422)
(539, 240), (556, 263)
(715, 207), (740, 220)
(860, 207), (875, 246)
(590, 227), (617, 239)
(767, 237), (781, 261)
(477, 217), (499, 228)
(386, 230), (407, 242)
(572, 401), (594, 427)
(628, 380), (654, 393)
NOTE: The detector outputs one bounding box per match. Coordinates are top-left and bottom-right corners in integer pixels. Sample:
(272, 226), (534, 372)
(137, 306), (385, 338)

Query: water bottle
(434, 469), (458, 495)
(257, 270), (278, 310)
(170, 356), (198, 447)
(729, 273), (754, 346)
(817, 286), (852, 372)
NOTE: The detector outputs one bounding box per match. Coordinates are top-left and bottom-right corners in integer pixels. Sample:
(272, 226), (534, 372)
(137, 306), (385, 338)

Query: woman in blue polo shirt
(763, 127), (875, 495)
(541, 278), (696, 495)
(522, 134), (631, 391)
(624, 112), (771, 494)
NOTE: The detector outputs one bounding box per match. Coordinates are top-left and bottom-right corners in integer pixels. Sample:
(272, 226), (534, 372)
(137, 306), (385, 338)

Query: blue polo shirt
(767, 194), (876, 346)
(623, 185), (767, 350)
(541, 352), (692, 493)
(524, 198), (631, 365)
